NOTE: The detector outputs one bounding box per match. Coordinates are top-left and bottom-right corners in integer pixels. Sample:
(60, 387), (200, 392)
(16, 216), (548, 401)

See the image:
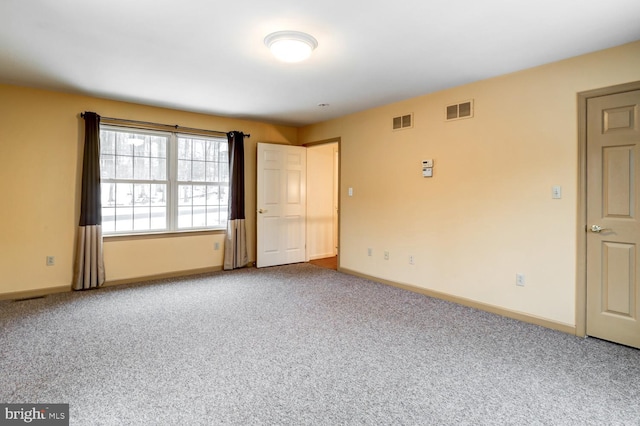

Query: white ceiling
(1, 0), (639, 127)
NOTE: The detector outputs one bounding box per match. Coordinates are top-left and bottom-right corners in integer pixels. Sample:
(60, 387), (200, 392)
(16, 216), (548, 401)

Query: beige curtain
(73, 225), (105, 289)
(224, 219), (248, 270)
(73, 112), (106, 289)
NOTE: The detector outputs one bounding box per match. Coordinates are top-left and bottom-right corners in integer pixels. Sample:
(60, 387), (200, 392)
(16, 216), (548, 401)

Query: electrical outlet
(367, 248), (372, 256)
(46, 256), (55, 266)
(409, 255), (414, 265)
(214, 242), (220, 250)
(516, 273), (525, 287)
(384, 251), (390, 260)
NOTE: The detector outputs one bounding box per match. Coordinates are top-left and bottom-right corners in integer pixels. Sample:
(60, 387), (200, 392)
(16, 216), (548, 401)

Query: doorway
(306, 141), (339, 269)
(255, 140), (340, 269)
(578, 82), (640, 349)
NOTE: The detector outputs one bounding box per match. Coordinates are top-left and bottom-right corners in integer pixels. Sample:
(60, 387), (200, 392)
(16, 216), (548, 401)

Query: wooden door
(586, 89), (640, 348)
(256, 143), (306, 268)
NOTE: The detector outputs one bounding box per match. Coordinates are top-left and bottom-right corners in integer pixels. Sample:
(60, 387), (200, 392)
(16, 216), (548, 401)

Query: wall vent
(392, 113), (413, 130)
(445, 100), (474, 121)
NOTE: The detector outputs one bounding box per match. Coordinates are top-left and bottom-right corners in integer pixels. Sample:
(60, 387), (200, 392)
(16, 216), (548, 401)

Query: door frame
(576, 80), (640, 337)
(303, 137), (341, 269)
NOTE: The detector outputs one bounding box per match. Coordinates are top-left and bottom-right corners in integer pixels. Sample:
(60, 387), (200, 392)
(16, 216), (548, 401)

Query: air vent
(445, 100), (474, 121)
(392, 113), (413, 130)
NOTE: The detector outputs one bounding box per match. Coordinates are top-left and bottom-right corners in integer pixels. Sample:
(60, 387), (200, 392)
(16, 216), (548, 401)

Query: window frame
(99, 124), (229, 236)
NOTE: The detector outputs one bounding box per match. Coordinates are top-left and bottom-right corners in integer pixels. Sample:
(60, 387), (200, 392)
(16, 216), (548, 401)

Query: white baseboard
(309, 253), (336, 261)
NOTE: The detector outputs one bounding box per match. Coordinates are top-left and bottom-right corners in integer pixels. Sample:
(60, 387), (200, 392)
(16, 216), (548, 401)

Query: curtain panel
(73, 112), (105, 289)
(223, 131), (248, 270)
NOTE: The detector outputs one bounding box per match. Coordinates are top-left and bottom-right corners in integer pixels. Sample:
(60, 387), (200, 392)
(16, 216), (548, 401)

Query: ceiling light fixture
(264, 31), (318, 63)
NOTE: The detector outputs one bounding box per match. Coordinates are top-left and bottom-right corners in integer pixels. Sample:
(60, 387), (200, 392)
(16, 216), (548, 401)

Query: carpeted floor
(1, 263), (639, 425)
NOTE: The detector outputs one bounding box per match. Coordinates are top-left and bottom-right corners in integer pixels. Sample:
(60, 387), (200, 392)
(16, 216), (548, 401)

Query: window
(99, 126), (228, 234)
(176, 135), (229, 229)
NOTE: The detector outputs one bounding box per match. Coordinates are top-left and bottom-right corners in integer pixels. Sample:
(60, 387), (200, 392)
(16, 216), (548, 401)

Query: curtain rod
(79, 113), (250, 138)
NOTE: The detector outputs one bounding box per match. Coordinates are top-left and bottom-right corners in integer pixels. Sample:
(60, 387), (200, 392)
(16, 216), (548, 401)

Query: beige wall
(0, 85), (296, 296)
(299, 41), (640, 327)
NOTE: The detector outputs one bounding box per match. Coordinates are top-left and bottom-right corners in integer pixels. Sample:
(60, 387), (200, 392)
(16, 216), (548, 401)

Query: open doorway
(306, 141), (339, 270)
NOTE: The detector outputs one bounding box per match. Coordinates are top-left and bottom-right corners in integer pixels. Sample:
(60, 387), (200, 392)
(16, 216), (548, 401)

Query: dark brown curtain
(223, 131), (248, 270)
(73, 112), (105, 289)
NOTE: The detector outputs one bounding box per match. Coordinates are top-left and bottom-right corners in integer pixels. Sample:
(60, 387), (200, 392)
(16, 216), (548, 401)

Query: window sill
(104, 228), (225, 242)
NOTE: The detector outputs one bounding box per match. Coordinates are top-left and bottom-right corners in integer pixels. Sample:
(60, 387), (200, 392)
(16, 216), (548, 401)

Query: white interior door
(256, 143), (307, 268)
(586, 89), (640, 349)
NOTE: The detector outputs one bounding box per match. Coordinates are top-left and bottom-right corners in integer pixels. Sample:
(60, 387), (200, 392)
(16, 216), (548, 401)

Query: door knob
(590, 225), (609, 233)
(258, 209), (267, 214)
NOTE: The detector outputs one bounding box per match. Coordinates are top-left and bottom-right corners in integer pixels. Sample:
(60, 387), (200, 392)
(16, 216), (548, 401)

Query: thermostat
(422, 159), (433, 178)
